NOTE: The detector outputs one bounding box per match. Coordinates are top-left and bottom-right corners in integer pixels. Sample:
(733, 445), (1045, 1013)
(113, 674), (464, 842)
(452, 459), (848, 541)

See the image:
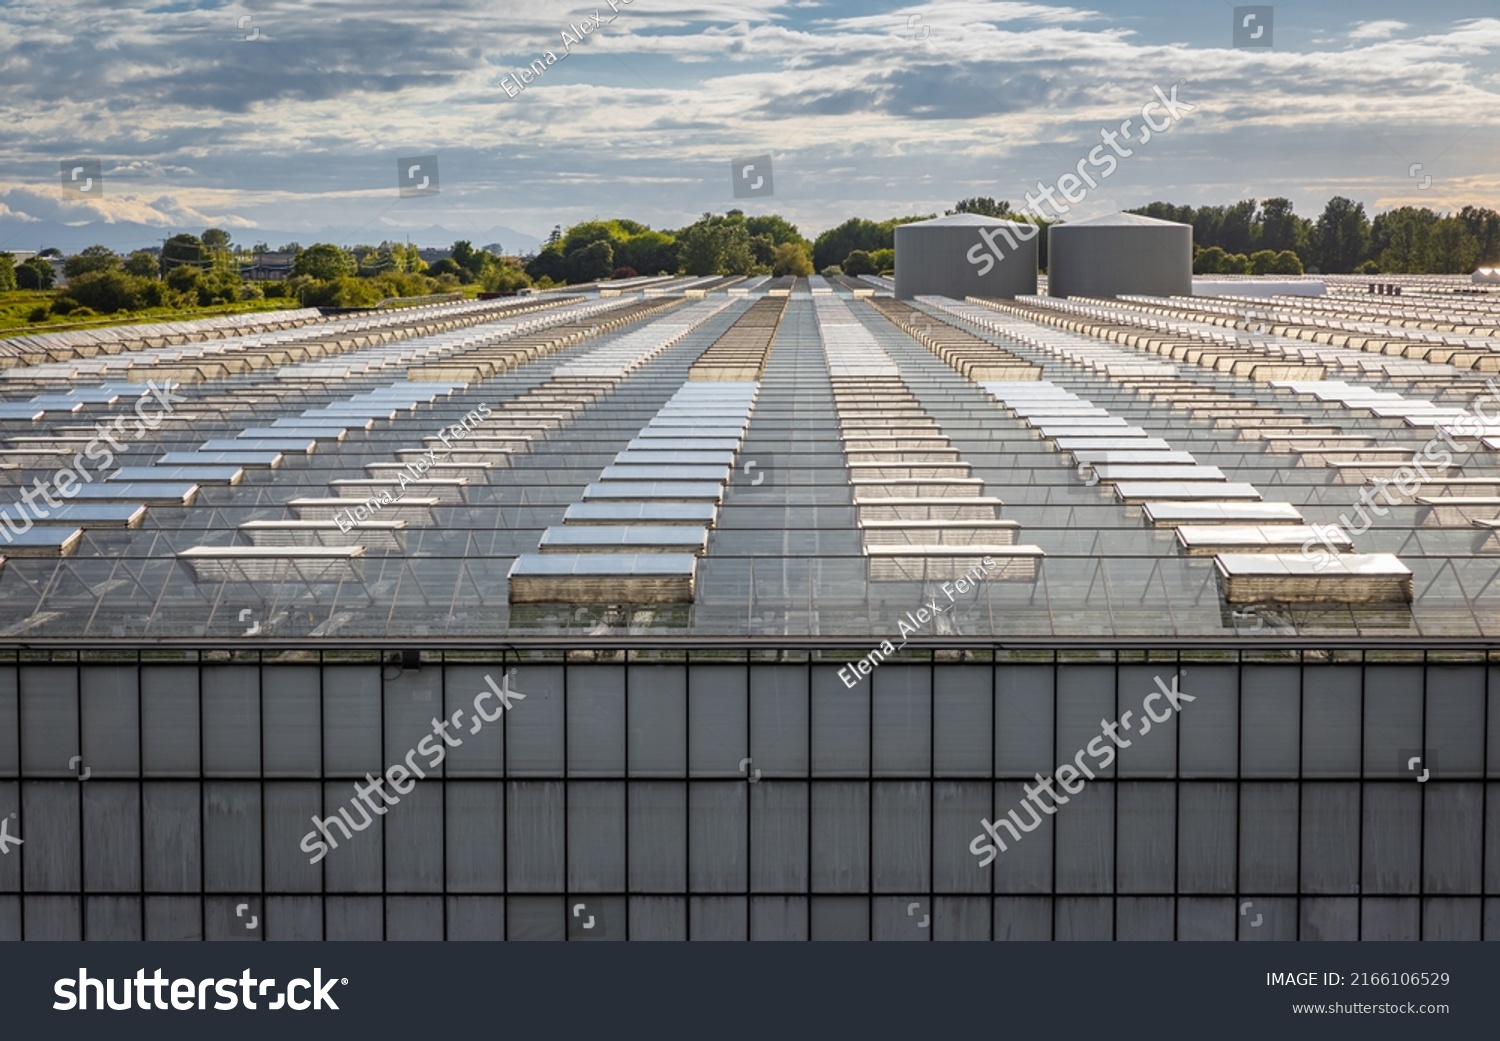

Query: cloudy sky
(1, 0), (1497, 248)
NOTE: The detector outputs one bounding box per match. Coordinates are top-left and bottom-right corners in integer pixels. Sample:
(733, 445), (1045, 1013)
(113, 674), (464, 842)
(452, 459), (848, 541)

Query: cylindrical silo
(894, 214), (1039, 300)
(1047, 212), (1192, 298)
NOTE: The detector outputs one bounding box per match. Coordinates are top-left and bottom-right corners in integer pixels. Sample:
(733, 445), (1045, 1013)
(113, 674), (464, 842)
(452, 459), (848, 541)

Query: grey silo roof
(1056, 212), (1191, 228)
(901, 213), (1035, 228)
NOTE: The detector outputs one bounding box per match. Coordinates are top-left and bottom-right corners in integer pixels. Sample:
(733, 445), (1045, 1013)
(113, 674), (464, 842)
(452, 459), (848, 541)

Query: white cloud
(0, 3), (1497, 235)
(1349, 20), (1409, 42)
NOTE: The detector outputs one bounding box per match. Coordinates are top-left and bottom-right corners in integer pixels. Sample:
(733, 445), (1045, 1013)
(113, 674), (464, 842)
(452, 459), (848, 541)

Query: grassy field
(0, 290), (308, 339)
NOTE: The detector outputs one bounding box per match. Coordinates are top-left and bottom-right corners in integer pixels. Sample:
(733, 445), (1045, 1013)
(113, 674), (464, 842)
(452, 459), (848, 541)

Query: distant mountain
(0, 218), (542, 257)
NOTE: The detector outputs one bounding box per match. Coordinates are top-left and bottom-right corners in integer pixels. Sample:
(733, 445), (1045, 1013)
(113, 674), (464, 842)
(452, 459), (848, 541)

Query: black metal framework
(1, 650), (1496, 940)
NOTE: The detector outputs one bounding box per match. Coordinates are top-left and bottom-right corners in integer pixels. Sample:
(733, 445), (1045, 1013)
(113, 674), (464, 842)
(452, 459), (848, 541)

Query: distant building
(243, 250), (298, 280)
(417, 248), (452, 265)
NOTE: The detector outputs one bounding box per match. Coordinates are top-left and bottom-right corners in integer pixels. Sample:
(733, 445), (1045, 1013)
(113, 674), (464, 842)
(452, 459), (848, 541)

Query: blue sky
(1, 0), (1496, 246)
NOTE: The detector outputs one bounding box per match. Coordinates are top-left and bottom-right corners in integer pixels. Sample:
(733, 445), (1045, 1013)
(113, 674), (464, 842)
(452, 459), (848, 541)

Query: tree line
(6, 193), (1494, 322)
(0, 231), (532, 319)
(1133, 197), (1499, 275)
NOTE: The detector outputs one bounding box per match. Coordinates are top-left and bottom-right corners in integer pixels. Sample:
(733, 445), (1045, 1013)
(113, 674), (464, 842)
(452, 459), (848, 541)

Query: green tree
(812, 217), (887, 270)
(0, 252), (15, 292)
(1192, 205), (1228, 250)
(525, 246), (568, 284)
(1248, 249), (1279, 276)
(1256, 197), (1302, 254)
(160, 233), (205, 273)
(292, 243), (355, 281)
(123, 250), (159, 278)
(616, 229), (677, 275)
(1218, 252), (1251, 275)
(560, 222), (616, 257)
(842, 249), (876, 276)
(1377, 219), (1431, 273)
(1193, 246), (1227, 275)
(480, 258), (533, 295)
(196, 268), (242, 305)
(1221, 199), (1258, 255)
(63, 245), (121, 279)
(302, 276), (381, 307)
(165, 264), (202, 296)
(55, 269), (150, 313)
(1131, 201), (1195, 224)
(1458, 206), (1500, 265)
(948, 197), (1012, 218)
(744, 214), (809, 250)
(677, 215), (755, 276)
(1310, 196), (1370, 273)
(1271, 250), (1304, 275)
(16, 257), (55, 289)
(869, 248), (894, 273)
(567, 239), (615, 283)
(1371, 206), (1437, 272)
(1426, 217), (1480, 274)
(450, 240), (481, 282)
(771, 242), (812, 276)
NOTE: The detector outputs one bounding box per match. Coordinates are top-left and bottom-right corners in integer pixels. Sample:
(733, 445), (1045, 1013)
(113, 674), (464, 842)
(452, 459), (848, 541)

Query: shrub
(300, 276), (381, 307)
(771, 243), (813, 277)
(1272, 250), (1304, 275)
(54, 269), (156, 313)
(1216, 252), (1251, 275)
(842, 250), (876, 276)
(195, 269), (242, 306)
(481, 261), (533, 295)
(166, 265), (202, 295)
